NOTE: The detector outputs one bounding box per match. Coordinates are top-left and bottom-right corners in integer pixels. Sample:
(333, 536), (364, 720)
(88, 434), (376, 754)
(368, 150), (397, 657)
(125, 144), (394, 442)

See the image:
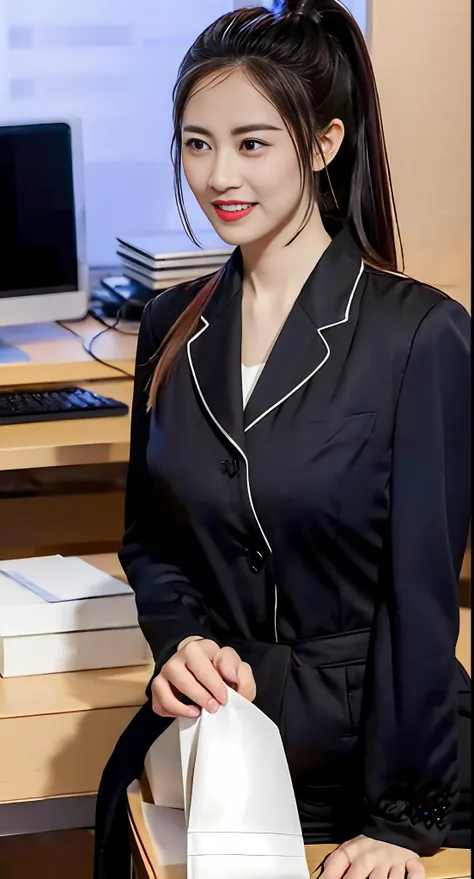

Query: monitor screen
(0, 122), (78, 299)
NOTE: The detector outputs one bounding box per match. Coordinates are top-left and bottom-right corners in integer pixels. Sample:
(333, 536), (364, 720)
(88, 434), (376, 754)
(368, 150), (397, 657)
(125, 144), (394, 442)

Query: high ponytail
(148, 1), (401, 406)
(279, 0), (401, 272)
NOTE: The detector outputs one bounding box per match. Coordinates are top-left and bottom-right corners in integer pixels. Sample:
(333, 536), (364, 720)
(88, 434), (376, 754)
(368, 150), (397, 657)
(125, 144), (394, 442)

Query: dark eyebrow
(182, 124), (282, 136)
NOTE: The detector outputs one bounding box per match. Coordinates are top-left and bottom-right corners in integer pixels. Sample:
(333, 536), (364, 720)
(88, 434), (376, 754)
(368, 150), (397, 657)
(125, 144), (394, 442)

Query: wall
(369, 0), (470, 310)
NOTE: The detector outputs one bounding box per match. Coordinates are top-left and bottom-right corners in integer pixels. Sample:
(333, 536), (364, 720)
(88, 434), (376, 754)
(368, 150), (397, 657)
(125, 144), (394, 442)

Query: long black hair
(148, 0), (402, 406)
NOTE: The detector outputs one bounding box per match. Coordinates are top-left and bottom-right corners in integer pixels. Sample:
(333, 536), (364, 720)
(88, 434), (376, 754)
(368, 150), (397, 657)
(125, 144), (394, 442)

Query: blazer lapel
(187, 227), (366, 444)
(243, 302), (328, 431)
(244, 226), (365, 431)
(187, 251), (245, 452)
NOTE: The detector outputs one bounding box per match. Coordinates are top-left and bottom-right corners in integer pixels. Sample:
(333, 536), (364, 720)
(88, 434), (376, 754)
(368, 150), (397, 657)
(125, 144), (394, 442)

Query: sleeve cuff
(362, 804), (451, 856)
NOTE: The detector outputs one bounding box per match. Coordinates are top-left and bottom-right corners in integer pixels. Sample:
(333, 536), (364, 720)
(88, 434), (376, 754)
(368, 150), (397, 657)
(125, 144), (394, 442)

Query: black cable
(82, 323), (135, 379)
(56, 308), (135, 379)
(56, 319), (82, 339)
(58, 307), (139, 337)
(87, 309), (140, 336)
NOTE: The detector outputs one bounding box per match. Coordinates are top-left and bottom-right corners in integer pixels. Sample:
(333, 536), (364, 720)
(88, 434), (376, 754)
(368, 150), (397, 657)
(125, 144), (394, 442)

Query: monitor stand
(0, 335), (31, 364)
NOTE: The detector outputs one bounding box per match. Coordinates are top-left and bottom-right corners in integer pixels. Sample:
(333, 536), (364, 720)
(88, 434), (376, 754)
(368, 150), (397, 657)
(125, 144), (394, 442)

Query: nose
(208, 148), (242, 194)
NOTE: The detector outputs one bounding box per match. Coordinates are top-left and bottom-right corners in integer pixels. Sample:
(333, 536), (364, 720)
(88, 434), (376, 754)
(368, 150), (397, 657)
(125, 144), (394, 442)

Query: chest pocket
(277, 411), (380, 525)
(249, 410), (381, 534)
(305, 411), (377, 446)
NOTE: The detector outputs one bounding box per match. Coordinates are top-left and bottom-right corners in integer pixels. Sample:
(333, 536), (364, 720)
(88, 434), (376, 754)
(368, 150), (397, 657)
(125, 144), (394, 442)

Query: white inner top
(242, 362), (266, 408)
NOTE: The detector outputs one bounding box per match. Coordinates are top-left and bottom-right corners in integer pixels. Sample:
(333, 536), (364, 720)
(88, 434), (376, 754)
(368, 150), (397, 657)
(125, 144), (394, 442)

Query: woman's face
(181, 68), (309, 248)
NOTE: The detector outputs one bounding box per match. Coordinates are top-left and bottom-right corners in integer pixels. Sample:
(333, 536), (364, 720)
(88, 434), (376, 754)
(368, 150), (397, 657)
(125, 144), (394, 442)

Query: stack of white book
(0, 555), (152, 677)
(116, 231), (232, 291)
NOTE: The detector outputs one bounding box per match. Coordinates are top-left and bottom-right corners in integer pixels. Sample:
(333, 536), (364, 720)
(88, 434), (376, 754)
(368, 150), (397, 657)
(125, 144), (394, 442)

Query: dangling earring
(314, 139), (340, 212)
(324, 161), (340, 211)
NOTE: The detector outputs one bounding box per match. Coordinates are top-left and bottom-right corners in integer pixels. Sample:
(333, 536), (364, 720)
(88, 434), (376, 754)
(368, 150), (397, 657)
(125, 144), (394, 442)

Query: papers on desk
(0, 554), (131, 602)
(0, 555), (151, 677)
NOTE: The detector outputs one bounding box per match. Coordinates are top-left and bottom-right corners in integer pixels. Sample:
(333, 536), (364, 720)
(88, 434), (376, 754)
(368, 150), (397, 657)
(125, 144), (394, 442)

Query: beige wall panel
(369, 0), (470, 309)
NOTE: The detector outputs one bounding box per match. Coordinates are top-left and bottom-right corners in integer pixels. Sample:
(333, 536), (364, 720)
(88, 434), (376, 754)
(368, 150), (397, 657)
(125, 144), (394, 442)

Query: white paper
(0, 555), (132, 602)
(144, 690), (310, 879)
(142, 802), (187, 867)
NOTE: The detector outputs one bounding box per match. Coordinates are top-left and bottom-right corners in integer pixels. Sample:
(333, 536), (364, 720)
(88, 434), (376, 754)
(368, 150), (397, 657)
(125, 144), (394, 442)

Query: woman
(94, 3), (471, 877)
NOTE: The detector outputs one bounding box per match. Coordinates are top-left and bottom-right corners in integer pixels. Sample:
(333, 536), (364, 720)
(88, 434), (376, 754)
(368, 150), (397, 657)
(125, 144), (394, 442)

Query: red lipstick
(212, 200), (257, 222)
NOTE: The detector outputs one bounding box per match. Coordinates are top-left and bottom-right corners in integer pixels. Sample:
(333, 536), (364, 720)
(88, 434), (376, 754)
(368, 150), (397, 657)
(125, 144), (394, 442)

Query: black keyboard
(0, 387), (129, 425)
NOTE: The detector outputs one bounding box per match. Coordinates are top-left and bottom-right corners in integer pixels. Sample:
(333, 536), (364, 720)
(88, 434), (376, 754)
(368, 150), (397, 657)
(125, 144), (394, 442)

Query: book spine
(1, 627), (152, 677)
(1, 595), (138, 637)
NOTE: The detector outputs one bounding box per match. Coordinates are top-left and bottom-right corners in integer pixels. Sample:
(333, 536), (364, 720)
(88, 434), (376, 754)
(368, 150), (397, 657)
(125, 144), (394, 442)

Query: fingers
(236, 661), (257, 701)
(177, 635), (206, 652)
(388, 866), (406, 879)
(339, 855), (372, 879)
(406, 858), (425, 879)
(182, 640), (229, 704)
(151, 639), (228, 719)
(151, 639), (257, 720)
(368, 859), (424, 879)
(323, 838), (425, 879)
(370, 869), (391, 879)
(213, 648), (257, 702)
(151, 676), (200, 719)
(214, 647), (257, 702)
(166, 660), (223, 713)
(213, 646), (239, 684)
(322, 846), (351, 879)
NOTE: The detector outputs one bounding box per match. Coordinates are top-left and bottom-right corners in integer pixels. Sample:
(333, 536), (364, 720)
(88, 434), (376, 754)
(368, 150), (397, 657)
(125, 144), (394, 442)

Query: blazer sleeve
(119, 299), (219, 674)
(360, 297), (471, 854)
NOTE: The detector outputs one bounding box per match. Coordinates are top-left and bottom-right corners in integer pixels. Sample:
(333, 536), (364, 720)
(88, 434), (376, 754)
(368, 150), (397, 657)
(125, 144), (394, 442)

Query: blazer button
(247, 549), (264, 574)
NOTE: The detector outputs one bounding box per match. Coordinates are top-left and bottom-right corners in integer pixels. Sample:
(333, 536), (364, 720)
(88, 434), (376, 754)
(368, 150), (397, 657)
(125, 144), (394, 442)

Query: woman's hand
(322, 835), (425, 879)
(151, 637), (256, 719)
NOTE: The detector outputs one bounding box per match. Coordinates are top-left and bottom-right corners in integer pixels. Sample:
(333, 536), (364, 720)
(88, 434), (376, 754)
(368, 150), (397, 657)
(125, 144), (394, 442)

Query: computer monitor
(0, 119), (88, 334)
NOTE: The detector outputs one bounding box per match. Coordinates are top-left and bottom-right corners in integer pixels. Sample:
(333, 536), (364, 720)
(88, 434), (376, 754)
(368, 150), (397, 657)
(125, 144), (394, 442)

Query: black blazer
(95, 228), (470, 877)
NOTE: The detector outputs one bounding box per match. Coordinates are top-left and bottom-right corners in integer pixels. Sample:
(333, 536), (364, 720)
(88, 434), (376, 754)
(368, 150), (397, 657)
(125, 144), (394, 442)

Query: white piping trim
(187, 260), (364, 645)
(188, 319), (278, 640)
(187, 319), (273, 553)
(244, 260), (365, 432)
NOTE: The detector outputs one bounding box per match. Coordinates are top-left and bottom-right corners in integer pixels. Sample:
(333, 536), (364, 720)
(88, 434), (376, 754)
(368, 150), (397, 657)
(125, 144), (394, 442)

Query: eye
(241, 139), (266, 152)
(184, 138), (211, 152)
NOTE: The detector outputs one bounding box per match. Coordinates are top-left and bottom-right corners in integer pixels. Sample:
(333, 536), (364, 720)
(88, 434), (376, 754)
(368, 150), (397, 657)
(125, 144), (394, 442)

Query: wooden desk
(0, 553), (151, 804)
(0, 379), (133, 471)
(0, 316), (138, 471)
(0, 316), (138, 556)
(0, 317), (137, 388)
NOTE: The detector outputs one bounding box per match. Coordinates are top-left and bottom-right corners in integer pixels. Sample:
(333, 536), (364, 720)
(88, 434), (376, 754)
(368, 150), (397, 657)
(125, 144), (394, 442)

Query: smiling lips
(212, 200), (257, 222)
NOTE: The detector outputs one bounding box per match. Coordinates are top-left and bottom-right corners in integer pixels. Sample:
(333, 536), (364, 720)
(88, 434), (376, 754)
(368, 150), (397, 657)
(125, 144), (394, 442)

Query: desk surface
(0, 379), (133, 471)
(0, 317), (138, 470)
(0, 316), (138, 388)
